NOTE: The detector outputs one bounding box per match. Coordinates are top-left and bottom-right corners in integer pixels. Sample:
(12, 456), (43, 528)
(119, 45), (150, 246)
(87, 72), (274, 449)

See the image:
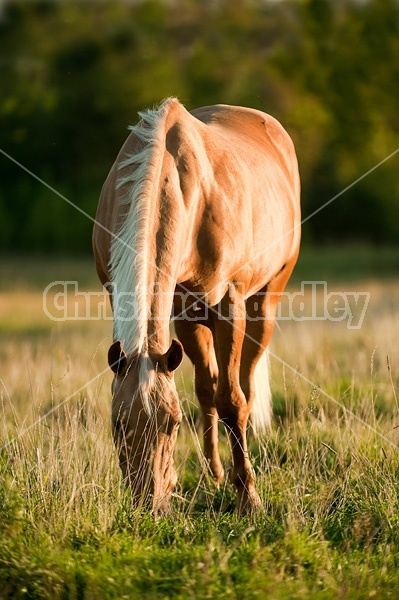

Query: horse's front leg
(174, 320), (223, 483)
(212, 284), (262, 513)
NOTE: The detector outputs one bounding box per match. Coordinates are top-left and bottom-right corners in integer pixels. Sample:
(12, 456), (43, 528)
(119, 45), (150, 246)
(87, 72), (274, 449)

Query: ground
(1, 247), (399, 599)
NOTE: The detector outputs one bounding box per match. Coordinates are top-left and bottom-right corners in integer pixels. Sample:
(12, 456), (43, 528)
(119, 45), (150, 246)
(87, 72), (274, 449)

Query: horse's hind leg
(174, 320), (224, 483)
(240, 263), (296, 413)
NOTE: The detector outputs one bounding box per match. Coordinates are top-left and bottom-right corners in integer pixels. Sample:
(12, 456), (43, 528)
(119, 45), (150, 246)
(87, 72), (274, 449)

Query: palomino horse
(93, 98), (300, 514)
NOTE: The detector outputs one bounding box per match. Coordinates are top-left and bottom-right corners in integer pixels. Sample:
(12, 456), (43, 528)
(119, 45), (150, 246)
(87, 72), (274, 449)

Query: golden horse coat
(93, 98), (300, 513)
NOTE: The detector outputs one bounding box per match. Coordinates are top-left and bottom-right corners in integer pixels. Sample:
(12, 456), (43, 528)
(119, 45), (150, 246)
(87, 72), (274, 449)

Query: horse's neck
(145, 174), (186, 355)
(145, 275), (175, 355)
(112, 98), (208, 356)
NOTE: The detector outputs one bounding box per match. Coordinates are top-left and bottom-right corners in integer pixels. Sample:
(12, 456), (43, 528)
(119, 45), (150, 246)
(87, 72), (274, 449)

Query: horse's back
(186, 103), (301, 293)
(94, 99), (300, 298)
(191, 104), (299, 193)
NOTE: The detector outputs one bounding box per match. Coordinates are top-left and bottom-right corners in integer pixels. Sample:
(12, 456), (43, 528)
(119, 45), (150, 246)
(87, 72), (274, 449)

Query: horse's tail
(251, 349), (272, 434)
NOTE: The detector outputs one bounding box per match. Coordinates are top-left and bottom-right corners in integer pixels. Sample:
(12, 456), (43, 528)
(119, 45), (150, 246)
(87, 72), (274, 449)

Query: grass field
(1, 248), (399, 599)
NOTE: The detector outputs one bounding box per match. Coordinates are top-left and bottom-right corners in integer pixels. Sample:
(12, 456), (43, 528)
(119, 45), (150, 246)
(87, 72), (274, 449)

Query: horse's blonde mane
(109, 98), (176, 413)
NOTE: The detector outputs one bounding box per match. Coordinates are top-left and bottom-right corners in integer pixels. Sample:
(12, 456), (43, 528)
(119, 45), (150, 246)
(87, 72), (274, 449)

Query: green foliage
(0, 0), (398, 253)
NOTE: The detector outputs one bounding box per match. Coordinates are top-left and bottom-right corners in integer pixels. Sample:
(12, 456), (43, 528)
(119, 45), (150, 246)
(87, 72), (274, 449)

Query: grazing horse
(93, 98), (300, 514)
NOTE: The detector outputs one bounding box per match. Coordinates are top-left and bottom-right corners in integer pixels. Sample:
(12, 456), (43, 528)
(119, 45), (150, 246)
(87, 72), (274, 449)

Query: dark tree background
(0, 0), (398, 254)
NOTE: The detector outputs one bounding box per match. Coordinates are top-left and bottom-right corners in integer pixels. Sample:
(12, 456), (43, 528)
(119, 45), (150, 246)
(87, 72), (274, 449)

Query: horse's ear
(160, 339), (183, 374)
(108, 340), (128, 374)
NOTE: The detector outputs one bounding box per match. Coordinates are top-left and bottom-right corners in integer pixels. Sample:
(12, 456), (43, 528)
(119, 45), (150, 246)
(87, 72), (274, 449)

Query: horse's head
(108, 338), (183, 514)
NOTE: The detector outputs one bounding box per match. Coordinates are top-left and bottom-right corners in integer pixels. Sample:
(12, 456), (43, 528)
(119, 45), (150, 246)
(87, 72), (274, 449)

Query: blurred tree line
(0, 0), (398, 254)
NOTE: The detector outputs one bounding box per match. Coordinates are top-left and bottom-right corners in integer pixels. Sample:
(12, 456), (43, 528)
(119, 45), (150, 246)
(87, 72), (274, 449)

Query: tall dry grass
(1, 261), (399, 597)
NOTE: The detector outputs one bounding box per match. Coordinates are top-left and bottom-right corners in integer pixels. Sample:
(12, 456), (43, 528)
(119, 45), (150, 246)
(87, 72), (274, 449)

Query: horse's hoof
(153, 497), (174, 518)
(212, 468), (225, 487)
(236, 487), (264, 515)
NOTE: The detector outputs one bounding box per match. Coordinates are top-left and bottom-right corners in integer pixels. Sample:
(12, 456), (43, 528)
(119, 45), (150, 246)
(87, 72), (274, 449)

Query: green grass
(291, 244), (399, 284)
(1, 250), (399, 598)
(2, 244), (399, 292)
